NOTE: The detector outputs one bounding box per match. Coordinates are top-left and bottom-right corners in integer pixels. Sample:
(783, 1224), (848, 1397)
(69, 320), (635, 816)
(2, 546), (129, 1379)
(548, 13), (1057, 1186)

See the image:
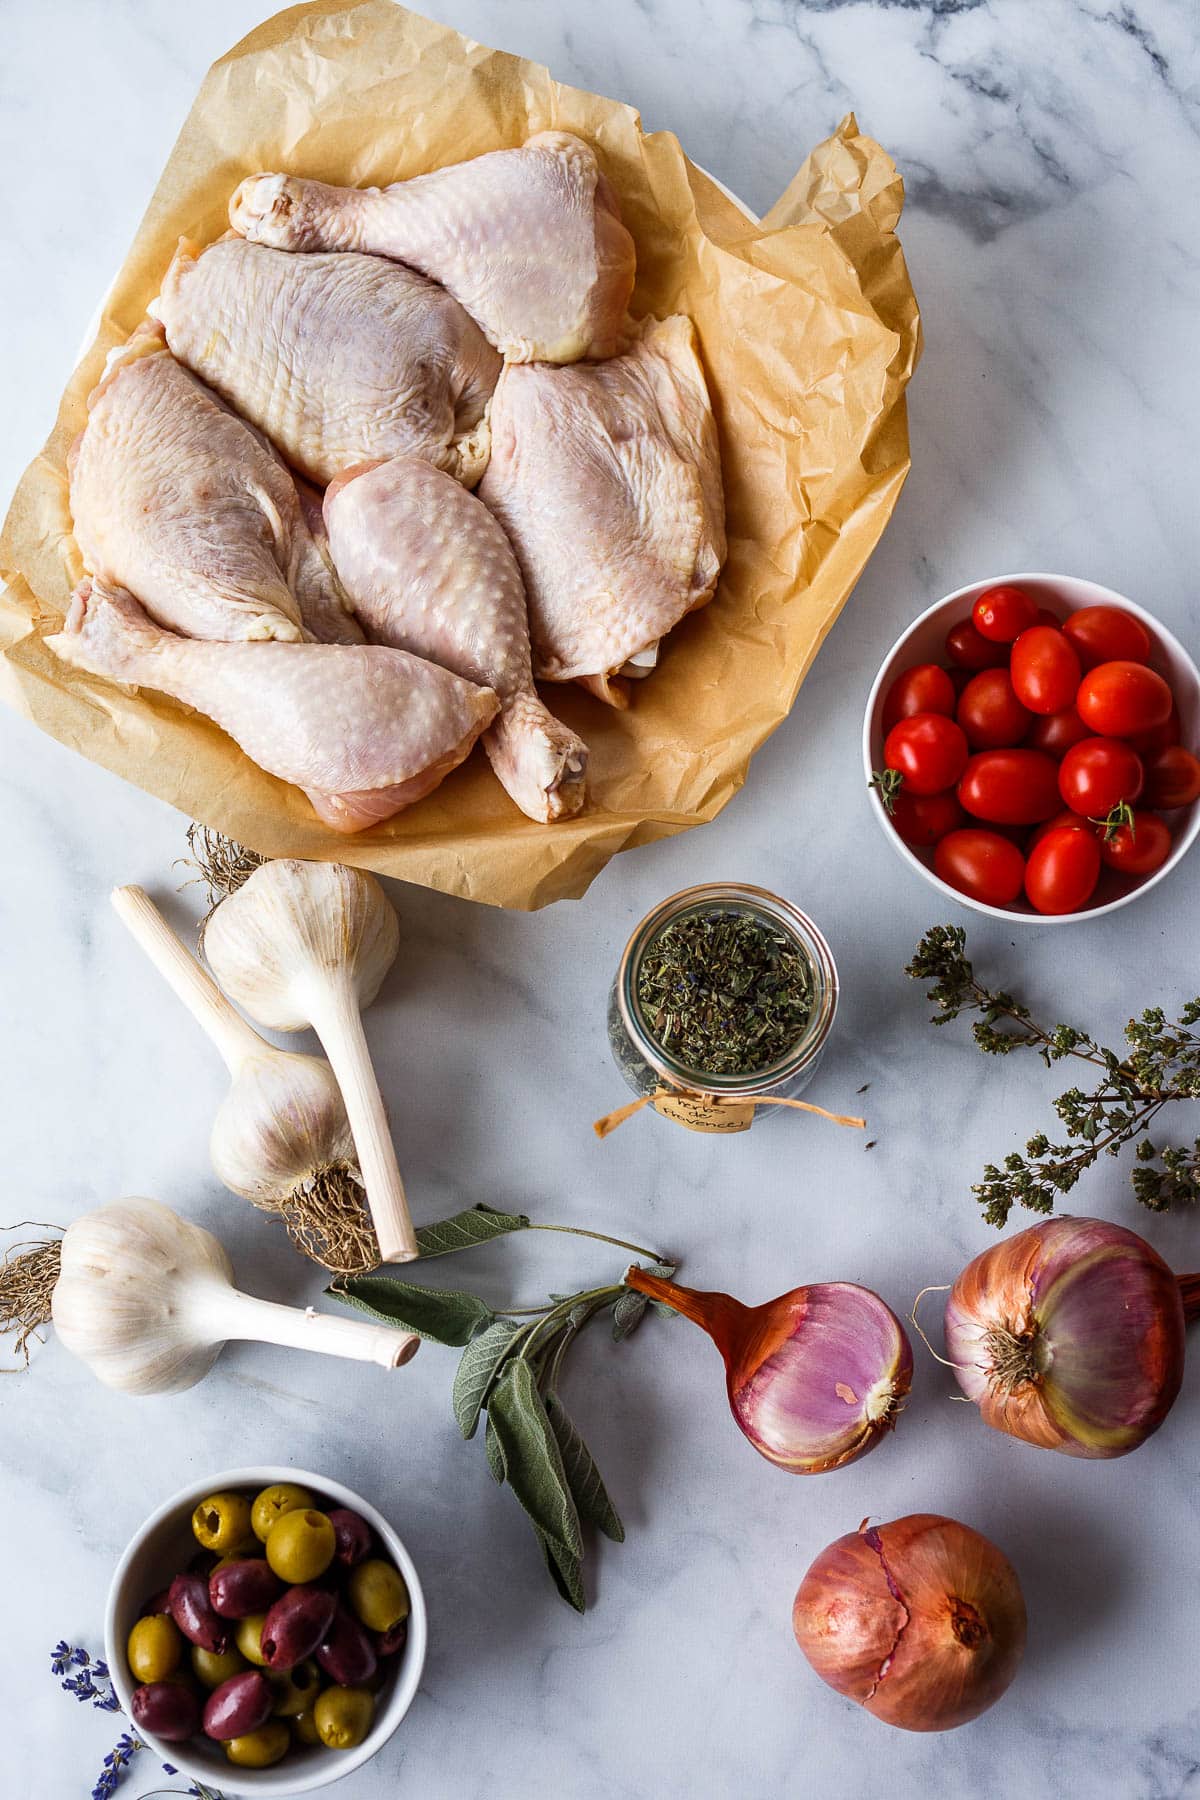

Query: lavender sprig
(50, 1641), (226, 1800)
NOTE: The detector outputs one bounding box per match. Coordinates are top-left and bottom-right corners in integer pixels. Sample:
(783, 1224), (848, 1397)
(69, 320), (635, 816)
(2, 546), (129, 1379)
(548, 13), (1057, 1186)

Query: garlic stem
(306, 972), (417, 1265)
(207, 1281), (417, 1369)
(111, 884), (264, 1073)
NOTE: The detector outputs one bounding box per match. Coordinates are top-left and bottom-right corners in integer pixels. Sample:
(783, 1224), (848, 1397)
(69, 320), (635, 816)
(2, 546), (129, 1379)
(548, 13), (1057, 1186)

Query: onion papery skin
(943, 1216), (1187, 1459)
(623, 1270), (912, 1474)
(792, 1514), (1027, 1732)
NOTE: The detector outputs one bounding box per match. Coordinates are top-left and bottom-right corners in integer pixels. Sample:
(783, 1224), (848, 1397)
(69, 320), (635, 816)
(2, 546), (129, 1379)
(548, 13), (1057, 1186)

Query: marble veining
(3, 2), (1200, 1796)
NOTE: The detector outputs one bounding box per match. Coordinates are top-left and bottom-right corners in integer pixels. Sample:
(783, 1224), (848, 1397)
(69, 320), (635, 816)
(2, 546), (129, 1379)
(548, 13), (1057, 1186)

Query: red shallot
(940, 1215), (1199, 1458)
(623, 1268), (911, 1473)
(792, 1513), (1026, 1732)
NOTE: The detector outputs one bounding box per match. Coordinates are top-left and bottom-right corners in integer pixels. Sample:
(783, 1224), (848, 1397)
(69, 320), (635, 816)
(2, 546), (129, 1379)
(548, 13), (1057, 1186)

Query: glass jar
(607, 882), (839, 1133)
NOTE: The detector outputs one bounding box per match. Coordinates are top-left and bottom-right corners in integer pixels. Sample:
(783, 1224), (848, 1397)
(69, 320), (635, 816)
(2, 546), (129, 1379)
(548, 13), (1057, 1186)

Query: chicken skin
(325, 456), (588, 822)
(478, 315), (726, 704)
(69, 323), (359, 645)
(156, 238), (500, 488)
(230, 131), (636, 365)
(47, 580), (499, 833)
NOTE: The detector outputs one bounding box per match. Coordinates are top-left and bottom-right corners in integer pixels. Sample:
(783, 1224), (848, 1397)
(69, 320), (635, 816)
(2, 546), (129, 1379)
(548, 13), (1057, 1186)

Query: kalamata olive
(374, 1619), (408, 1658)
(209, 1557), (283, 1620)
(261, 1585), (338, 1672)
(316, 1606), (378, 1687)
(142, 1587), (173, 1618)
(327, 1507), (374, 1568)
(203, 1669), (275, 1742)
(187, 1548), (218, 1577)
(168, 1572), (229, 1653)
(131, 1679), (202, 1742)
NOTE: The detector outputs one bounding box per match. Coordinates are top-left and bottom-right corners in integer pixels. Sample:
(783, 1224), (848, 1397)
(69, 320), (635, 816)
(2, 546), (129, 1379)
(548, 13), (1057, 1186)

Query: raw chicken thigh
(47, 580), (499, 833)
(69, 323), (358, 645)
(230, 131), (636, 364)
(325, 457), (589, 822)
(479, 315), (726, 704)
(156, 238), (500, 487)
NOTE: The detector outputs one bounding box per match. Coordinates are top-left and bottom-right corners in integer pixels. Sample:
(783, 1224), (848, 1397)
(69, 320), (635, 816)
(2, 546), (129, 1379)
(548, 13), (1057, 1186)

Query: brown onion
(792, 1513), (1026, 1732)
(943, 1216), (1198, 1458)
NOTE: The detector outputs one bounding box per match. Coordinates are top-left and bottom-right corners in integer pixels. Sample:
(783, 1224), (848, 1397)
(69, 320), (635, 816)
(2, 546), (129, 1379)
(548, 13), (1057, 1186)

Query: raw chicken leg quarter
(47, 581), (499, 834)
(230, 130), (636, 364)
(325, 456), (589, 822)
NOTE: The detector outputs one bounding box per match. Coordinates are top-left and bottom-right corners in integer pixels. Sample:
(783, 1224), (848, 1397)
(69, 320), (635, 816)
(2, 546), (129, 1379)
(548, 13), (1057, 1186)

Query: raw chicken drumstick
(157, 238), (500, 489)
(69, 323), (359, 645)
(324, 456), (589, 823)
(230, 131), (636, 365)
(47, 580), (499, 834)
(479, 315), (726, 705)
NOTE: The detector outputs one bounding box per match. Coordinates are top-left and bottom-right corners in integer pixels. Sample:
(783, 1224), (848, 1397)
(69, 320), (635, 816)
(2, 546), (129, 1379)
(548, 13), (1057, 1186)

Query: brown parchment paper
(0, 0), (921, 911)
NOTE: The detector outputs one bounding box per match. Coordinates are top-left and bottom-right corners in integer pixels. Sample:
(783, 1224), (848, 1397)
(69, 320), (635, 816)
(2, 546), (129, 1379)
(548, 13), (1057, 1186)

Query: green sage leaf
(453, 1319), (522, 1439)
(415, 1203), (530, 1260)
(487, 1361), (582, 1557)
(536, 1528), (586, 1613)
(544, 1393), (625, 1543)
(332, 1275), (493, 1346)
(612, 1260), (677, 1341)
(484, 1414), (505, 1484)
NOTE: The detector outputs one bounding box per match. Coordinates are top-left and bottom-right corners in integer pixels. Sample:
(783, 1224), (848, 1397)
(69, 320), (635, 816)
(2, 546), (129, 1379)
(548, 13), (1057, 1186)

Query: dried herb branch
(331, 1203), (676, 1612)
(907, 925), (1200, 1226)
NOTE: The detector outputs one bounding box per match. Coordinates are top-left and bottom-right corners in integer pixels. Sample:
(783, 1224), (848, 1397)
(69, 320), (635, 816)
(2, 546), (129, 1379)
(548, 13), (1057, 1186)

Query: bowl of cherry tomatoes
(863, 574), (1200, 921)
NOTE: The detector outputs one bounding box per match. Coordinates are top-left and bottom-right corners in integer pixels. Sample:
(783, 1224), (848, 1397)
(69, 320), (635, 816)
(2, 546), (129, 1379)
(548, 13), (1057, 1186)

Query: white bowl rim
(861, 571), (1200, 925)
(105, 1464), (427, 1797)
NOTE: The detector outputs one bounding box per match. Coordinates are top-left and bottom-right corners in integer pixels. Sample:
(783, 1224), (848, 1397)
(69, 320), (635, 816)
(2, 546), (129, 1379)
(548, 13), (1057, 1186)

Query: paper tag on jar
(652, 1092), (756, 1133)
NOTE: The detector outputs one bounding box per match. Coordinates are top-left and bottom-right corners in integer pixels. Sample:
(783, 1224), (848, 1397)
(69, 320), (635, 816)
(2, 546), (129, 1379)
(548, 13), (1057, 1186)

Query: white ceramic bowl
(863, 573), (1200, 924)
(106, 1466), (427, 1796)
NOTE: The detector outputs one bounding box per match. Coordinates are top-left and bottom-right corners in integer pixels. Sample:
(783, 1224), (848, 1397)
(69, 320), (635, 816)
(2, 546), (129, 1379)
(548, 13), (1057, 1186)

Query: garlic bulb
(111, 885), (372, 1272)
(204, 861), (417, 1264)
(51, 1196), (417, 1395)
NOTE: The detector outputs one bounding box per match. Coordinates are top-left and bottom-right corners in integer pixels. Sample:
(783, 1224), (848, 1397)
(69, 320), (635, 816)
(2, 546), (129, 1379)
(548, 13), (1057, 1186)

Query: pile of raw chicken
(50, 133), (727, 830)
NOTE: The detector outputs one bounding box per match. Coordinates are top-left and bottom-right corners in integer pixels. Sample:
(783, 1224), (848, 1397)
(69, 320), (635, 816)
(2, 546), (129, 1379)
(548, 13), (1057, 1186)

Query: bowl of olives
(105, 1466), (427, 1794)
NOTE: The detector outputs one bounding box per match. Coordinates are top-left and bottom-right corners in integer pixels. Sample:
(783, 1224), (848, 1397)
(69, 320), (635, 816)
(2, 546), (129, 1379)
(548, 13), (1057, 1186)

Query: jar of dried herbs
(607, 884), (839, 1134)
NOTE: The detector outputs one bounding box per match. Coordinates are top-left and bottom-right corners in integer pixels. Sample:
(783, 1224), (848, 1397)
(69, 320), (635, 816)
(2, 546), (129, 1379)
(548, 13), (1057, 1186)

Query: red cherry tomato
(882, 663), (957, 731)
(1009, 626), (1083, 715)
(1025, 826), (1102, 915)
(1062, 605), (1151, 669)
(934, 830), (1026, 907)
(1027, 707), (1090, 760)
(1143, 746), (1200, 809)
(1100, 812), (1172, 876)
(1034, 607), (1062, 628)
(1027, 809), (1094, 850)
(883, 713), (969, 796)
(890, 789), (966, 848)
(958, 749), (1062, 825)
(1057, 737), (1144, 817)
(1128, 705), (1181, 755)
(972, 584), (1039, 644)
(1076, 661), (1173, 737)
(955, 669), (1032, 750)
(945, 618), (1009, 672)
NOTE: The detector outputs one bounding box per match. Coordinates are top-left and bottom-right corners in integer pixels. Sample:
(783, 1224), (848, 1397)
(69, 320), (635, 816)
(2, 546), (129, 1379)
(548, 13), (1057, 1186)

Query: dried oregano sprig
(907, 925), (1200, 1227)
(331, 1203), (676, 1612)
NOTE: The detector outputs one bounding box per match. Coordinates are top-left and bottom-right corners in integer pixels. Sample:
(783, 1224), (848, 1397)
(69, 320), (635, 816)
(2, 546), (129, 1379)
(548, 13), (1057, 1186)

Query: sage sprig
(331, 1203), (676, 1612)
(908, 925), (1200, 1226)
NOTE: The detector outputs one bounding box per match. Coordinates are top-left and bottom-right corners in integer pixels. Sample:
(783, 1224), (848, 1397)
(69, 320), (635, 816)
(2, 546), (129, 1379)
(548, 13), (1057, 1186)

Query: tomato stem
(869, 767), (904, 816)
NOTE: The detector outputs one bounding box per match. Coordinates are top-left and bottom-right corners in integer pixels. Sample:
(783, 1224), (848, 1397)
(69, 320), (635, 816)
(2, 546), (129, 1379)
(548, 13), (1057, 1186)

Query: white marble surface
(3, 2), (1200, 1795)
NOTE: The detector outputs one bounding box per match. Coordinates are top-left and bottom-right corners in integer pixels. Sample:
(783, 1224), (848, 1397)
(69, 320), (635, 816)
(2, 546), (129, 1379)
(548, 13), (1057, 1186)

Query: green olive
(251, 1483), (316, 1543)
(347, 1558), (410, 1633)
(292, 1705), (322, 1747)
(266, 1508), (336, 1583)
(314, 1685), (375, 1750)
(224, 1719), (290, 1769)
(127, 1613), (183, 1684)
(192, 1490), (255, 1555)
(192, 1644), (249, 1689)
(235, 1613), (269, 1667)
(271, 1658), (322, 1717)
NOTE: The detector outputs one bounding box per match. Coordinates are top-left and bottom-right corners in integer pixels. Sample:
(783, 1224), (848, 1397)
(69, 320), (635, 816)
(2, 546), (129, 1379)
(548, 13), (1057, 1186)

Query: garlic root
(111, 885), (378, 1274)
(203, 861), (417, 1264)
